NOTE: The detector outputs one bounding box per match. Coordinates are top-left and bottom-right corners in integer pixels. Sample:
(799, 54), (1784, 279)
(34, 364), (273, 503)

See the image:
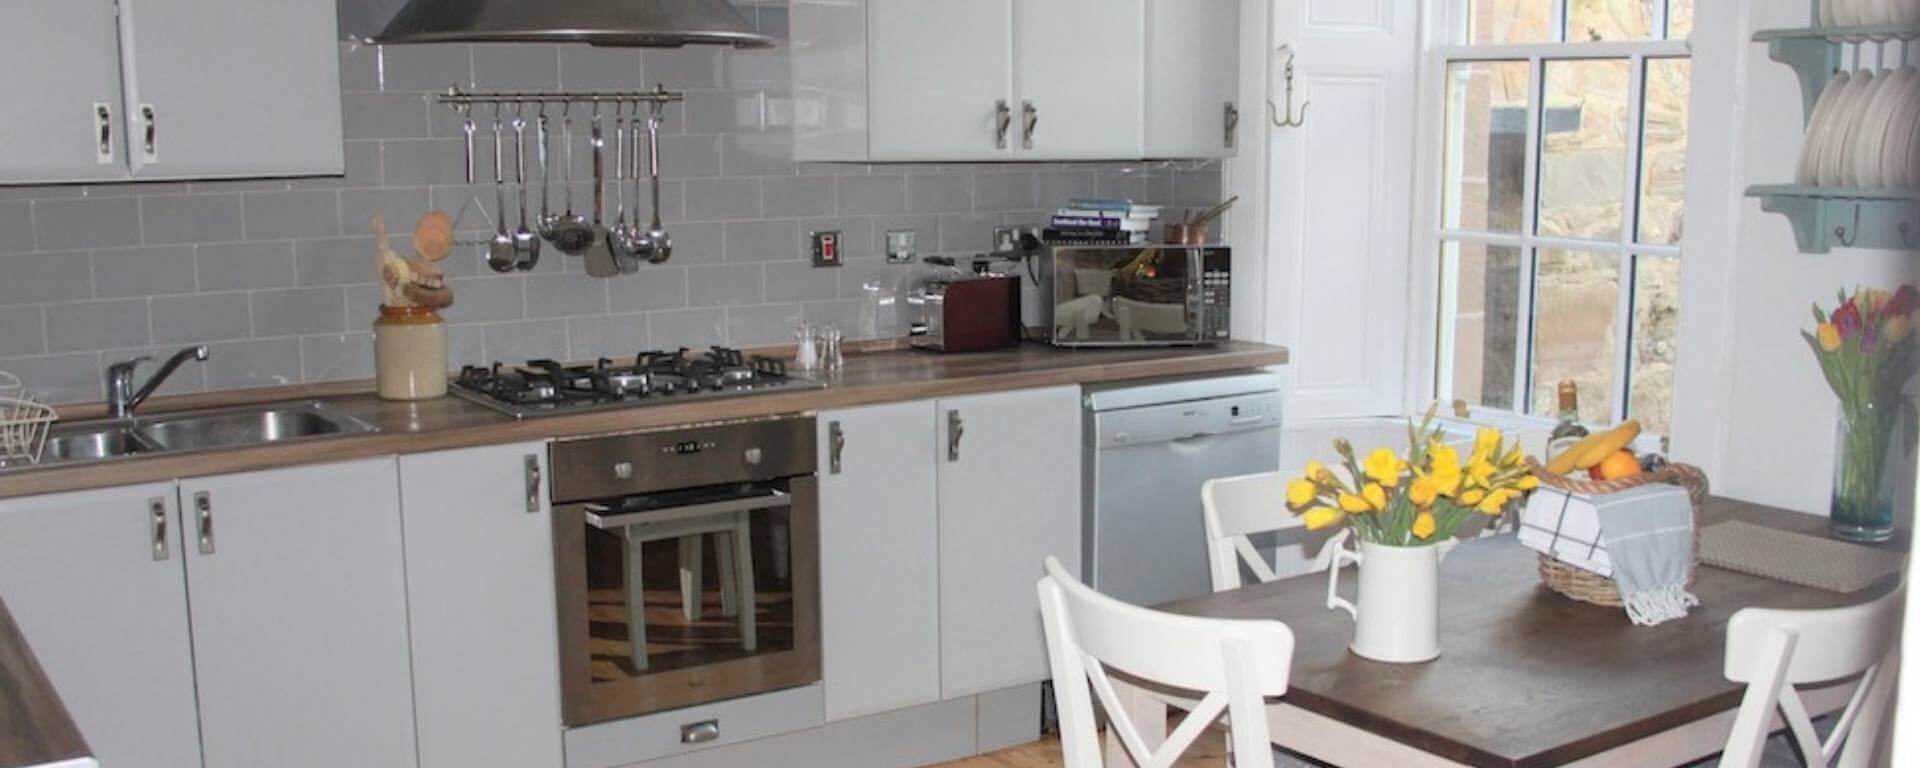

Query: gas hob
(452, 347), (824, 418)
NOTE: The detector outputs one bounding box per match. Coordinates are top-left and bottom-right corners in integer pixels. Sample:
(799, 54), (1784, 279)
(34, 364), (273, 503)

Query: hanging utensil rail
(435, 85), (685, 111)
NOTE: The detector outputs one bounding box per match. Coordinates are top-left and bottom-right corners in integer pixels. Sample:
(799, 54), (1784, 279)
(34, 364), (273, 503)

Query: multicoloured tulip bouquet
(1285, 409), (1540, 547)
(1803, 285), (1919, 540)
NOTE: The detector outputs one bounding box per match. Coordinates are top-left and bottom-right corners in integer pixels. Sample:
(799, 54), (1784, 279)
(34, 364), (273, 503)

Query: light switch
(810, 230), (842, 268)
(886, 229), (916, 264)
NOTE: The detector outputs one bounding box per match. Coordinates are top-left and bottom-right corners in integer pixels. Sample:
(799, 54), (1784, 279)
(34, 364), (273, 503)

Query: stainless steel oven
(550, 416), (820, 726)
(1039, 245), (1231, 347)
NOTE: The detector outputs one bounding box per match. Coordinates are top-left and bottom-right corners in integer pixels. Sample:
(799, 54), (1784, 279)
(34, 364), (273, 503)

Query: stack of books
(1045, 199), (1162, 245)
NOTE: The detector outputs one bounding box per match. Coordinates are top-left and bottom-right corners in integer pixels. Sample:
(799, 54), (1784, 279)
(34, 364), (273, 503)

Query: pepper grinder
(820, 324), (845, 372)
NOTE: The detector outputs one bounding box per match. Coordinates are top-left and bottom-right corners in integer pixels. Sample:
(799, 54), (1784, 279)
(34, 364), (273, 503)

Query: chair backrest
(1202, 471), (1340, 592)
(1719, 585), (1905, 768)
(1038, 556), (1293, 768)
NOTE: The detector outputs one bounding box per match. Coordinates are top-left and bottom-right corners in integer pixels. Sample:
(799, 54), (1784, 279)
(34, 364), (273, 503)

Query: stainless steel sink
(138, 404), (376, 452)
(1, 402), (376, 470)
(40, 424), (155, 462)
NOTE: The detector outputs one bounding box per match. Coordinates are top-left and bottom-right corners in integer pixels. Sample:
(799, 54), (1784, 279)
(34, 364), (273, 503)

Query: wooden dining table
(1108, 498), (1907, 768)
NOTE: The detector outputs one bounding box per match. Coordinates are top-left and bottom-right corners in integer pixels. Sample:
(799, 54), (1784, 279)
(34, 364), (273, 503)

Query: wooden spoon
(412, 210), (455, 262)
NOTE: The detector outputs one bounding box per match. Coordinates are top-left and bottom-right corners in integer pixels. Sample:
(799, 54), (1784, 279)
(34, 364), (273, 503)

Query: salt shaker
(793, 324), (818, 371)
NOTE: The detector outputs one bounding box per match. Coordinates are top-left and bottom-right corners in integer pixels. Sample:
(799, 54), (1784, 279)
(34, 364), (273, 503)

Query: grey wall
(0, 4), (1221, 404)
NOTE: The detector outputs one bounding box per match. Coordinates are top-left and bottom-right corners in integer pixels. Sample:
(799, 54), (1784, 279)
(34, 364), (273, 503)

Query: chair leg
(623, 531), (649, 670)
(679, 535), (704, 623)
(715, 531), (739, 617)
(732, 517), (758, 652)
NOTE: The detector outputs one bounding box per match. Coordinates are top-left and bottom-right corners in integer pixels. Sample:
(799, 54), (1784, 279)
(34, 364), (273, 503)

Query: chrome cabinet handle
(95, 103), (114, 164)
(149, 496), (169, 561)
(994, 100), (1012, 150)
(194, 491), (214, 555)
(681, 719), (720, 744)
(947, 410), (964, 462)
(1021, 101), (1038, 150)
(140, 103), (157, 162)
(524, 454), (542, 514)
(1224, 102), (1239, 149)
(828, 421), (845, 475)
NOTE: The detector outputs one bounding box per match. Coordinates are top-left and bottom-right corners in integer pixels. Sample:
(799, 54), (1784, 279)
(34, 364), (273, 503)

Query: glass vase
(1830, 401), (1899, 543)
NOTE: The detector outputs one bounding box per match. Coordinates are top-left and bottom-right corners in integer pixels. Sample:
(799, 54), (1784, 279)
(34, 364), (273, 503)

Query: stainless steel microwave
(1039, 245), (1230, 347)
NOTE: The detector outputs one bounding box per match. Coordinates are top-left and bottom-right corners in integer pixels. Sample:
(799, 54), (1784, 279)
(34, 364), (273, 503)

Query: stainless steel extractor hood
(372, 0), (776, 48)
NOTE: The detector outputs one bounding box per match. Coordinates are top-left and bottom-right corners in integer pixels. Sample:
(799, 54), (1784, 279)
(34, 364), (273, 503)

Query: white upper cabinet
(1011, 0), (1143, 160)
(117, 0), (344, 179)
(0, 482), (205, 768)
(796, 0), (1229, 162)
(180, 458), (417, 768)
(0, 0), (342, 184)
(0, 1), (131, 183)
(868, 0), (1014, 161)
(1143, 0), (1240, 158)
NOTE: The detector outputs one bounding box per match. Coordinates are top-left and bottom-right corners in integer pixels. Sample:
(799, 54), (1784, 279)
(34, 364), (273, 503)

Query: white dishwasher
(1082, 371), (1282, 606)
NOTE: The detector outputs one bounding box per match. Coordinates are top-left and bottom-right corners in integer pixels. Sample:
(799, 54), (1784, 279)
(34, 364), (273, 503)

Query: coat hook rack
(1268, 44), (1309, 128)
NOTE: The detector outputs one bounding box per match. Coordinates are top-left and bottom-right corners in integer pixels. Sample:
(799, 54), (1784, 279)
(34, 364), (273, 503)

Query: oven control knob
(614, 461), (634, 480)
(743, 447), (763, 467)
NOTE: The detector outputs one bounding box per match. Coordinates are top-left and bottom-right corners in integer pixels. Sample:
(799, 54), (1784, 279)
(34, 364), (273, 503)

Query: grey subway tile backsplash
(0, 34), (1220, 402)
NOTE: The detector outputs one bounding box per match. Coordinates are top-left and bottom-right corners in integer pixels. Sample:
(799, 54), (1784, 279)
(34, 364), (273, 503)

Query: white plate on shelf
(1819, 69), (1877, 186)
(1800, 71), (1853, 184)
(1862, 0), (1894, 25)
(1854, 67), (1912, 187)
(1833, 0), (1862, 26)
(1821, 0), (1838, 26)
(1892, 78), (1920, 188)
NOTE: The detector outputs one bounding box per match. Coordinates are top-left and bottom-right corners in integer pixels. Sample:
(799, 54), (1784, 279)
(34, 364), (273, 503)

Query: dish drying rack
(431, 84), (686, 248)
(0, 371), (56, 466)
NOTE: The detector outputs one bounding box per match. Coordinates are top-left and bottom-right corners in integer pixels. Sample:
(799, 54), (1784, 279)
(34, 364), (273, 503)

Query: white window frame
(1408, 0), (1691, 428)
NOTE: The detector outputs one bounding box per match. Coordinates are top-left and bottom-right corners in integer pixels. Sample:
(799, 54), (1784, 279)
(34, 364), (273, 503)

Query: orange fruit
(1589, 450), (1642, 481)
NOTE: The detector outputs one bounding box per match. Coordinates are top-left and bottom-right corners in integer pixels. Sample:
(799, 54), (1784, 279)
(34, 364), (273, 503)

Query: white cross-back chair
(1037, 556), (1295, 768)
(1719, 585), (1905, 768)
(1202, 471), (1344, 592)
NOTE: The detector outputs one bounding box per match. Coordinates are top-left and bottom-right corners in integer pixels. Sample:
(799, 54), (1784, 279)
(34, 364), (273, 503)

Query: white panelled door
(1261, 0), (1420, 418)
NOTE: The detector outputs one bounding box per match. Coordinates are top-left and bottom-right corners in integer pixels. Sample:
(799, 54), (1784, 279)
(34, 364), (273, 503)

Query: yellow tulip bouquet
(1285, 409), (1540, 546)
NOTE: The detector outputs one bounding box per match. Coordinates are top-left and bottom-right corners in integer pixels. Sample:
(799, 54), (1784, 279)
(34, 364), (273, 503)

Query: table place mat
(1698, 520), (1905, 593)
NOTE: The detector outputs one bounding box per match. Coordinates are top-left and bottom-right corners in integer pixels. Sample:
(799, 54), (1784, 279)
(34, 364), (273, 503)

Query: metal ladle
(486, 108), (517, 273)
(607, 104), (641, 273)
(546, 107), (597, 257)
(511, 107), (540, 271)
(636, 103), (673, 264)
(535, 109), (558, 242)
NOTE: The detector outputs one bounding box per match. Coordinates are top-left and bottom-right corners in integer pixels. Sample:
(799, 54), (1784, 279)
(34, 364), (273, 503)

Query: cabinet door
(182, 458), (416, 768)
(117, 0), (343, 179)
(936, 385), (1082, 698)
(868, 0), (1013, 160)
(0, 483), (203, 768)
(1011, 0), (1143, 160)
(1144, 0), (1239, 158)
(819, 402), (942, 721)
(401, 443), (564, 768)
(0, 0), (130, 183)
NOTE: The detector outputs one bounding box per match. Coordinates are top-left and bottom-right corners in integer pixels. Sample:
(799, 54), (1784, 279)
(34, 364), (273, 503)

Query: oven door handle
(584, 489), (792, 530)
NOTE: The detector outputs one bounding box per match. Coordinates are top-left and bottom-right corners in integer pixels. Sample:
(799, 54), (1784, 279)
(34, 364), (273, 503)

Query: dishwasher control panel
(1092, 390), (1282, 449)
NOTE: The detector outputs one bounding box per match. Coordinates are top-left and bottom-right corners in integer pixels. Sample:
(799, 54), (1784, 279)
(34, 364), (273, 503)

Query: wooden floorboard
(935, 725), (1228, 768)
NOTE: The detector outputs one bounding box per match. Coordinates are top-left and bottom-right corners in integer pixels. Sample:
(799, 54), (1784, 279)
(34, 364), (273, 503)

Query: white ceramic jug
(1325, 537), (1442, 663)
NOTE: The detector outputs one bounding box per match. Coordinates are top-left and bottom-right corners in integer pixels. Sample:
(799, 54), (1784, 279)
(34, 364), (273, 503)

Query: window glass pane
(1468, 0), (1555, 44)
(1630, 253), (1680, 437)
(1667, 0), (1693, 40)
(1568, 0), (1658, 41)
(1442, 241), (1524, 411)
(1638, 58), (1690, 245)
(1530, 249), (1620, 423)
(1538, 59), (1631, 242)
(1443, 62), (1531, 233)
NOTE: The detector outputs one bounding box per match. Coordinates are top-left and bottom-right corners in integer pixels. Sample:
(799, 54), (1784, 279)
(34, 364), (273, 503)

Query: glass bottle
(1545, 380), (1589, 463)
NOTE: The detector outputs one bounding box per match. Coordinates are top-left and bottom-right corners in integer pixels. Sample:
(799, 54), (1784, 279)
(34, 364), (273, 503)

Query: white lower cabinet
(0, 482), (205, 768)
(400, 443), (564, 768)
(181, 458), (417, 768)
(818, 401), (943, 722)
(935, 386), (1083, 699)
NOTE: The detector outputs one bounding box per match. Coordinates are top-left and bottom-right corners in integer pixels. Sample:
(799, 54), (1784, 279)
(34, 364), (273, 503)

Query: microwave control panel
(1200, 250), (1232, 340)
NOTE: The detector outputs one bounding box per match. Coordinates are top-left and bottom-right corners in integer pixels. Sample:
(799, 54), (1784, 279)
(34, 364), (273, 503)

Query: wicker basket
(1526, 461), (1710, 607)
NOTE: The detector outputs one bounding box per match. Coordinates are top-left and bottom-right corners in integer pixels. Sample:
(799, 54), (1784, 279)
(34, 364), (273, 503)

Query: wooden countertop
(0, 342), (1288, 499)
(0, 599), (89, 768)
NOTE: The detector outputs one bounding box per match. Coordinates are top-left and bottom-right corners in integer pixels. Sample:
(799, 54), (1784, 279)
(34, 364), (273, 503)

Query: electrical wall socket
(886, 229), (917, 263)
